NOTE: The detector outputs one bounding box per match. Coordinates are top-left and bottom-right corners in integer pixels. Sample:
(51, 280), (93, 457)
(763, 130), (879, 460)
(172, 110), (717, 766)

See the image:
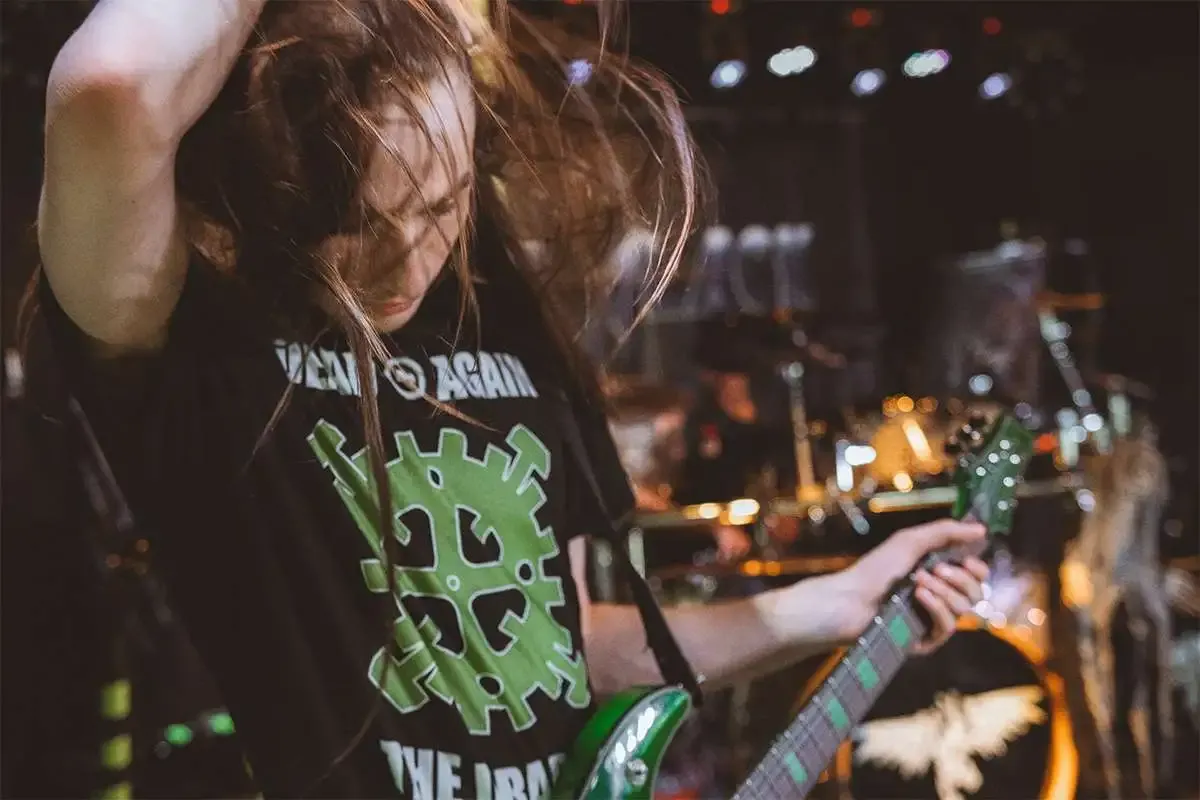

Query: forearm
(48, 0), (267, 144)
(583, 572), (857, 696)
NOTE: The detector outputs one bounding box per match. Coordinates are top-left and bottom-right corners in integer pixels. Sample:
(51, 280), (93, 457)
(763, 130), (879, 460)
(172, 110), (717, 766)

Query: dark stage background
(1, 2), (1197, 798)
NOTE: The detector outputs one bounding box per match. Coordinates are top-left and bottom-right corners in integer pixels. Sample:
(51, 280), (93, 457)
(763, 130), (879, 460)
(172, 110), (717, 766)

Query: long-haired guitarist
(23, 1), (987, 796)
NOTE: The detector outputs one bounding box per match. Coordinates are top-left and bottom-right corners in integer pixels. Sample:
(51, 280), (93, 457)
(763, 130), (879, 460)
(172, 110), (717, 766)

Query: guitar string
(743, 601), (915, 798)
(747, 620), (900, 799)
(747, 600), (909, 795)
(742, 444), (1020, 798)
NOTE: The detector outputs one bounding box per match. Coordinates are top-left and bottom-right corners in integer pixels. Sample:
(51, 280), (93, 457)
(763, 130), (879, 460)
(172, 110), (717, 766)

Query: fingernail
(935, 564), (952, 578)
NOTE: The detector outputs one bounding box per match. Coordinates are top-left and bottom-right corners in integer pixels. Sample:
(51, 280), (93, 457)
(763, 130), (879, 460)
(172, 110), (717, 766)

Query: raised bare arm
(39, 0), (267, 354)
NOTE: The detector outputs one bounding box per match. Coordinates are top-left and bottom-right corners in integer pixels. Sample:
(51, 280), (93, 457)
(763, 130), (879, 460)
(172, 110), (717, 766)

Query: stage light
(710, 0), (730, 15)
(983, 16), (1003, 36)
(767, 45), (817, 77)
(566, 58), (592, 86)
(711, 59), (747, 89)
(703, 226), (734, 255)
(980, 72), (1013, 99)
(850, 8), (873, 28)
(968, 374), (994, 396)
(851, 68), (886, 96)
(738, 224), (772, 255)
(845, 445), (877, 467)
(902, 49), (951, 78)
(164, 724), (193, 747)
(207, 711), (236, 736)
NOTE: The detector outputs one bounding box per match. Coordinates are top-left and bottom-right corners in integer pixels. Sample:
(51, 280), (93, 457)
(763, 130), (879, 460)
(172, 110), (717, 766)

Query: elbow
(48, 35), (143, 105)
(45, 45), (176, 149)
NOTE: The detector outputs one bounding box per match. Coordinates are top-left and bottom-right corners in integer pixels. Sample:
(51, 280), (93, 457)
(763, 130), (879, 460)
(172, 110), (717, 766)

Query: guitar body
(552, 686), (693, 800)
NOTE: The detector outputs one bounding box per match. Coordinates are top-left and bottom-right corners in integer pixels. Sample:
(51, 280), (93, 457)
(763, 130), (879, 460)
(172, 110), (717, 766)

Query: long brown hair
(26, 0), (705, 780)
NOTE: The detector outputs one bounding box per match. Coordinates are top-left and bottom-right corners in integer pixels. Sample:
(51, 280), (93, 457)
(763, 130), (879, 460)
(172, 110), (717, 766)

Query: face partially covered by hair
(177, 0), (478, 335)
(319, 61), (477, 332)
(178, 0), (704, 346)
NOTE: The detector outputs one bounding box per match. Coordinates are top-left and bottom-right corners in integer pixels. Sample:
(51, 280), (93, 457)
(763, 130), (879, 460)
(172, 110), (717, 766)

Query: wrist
(753, 571), (870, 651)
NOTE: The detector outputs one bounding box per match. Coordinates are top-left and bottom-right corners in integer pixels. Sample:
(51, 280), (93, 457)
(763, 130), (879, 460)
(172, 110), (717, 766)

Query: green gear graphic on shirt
(307, 419), (591, 736)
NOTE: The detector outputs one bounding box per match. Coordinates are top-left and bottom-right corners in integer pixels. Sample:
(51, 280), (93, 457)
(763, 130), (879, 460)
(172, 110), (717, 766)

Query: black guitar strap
(554, 393), (705, 707)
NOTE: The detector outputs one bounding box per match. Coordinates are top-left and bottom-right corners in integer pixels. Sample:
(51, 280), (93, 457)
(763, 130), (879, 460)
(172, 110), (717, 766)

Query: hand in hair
(38, 0), (267, 353)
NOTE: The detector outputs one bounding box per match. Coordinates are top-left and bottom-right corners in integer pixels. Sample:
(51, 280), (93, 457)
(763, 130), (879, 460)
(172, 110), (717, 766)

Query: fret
(853, 622), (895, 680)
(819, 688), (849, 732)
(730, 409), (1030, 799)
(854, 654), (880, 690)
(751, 741), (807, 800)
(825, 661), (869, 723)
(803, 695), (845, 755)
(782, 751), (808, 787)
(886, 612), (913, 649)
(733, 587), (929, 800)
(892, 596), (929, 650)
(738, 709), (825, 798)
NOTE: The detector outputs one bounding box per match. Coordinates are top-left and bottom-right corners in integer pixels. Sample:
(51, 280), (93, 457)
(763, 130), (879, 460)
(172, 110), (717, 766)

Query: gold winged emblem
(854, 686), (1047, 800)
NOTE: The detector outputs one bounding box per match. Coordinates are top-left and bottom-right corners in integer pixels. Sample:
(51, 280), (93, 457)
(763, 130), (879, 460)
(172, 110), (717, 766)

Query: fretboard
(731, 586), (929, 800)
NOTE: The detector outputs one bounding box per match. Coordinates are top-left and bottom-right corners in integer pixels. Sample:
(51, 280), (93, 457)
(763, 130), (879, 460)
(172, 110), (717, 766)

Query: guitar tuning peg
(957, 423), (983, 445)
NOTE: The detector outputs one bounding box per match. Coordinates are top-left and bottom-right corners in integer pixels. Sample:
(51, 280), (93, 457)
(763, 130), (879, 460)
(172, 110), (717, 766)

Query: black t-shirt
(36, 249), (606, 798)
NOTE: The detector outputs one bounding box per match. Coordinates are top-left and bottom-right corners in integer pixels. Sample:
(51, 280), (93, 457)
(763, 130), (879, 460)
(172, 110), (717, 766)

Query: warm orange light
(850, 8), (873, 28)
(710, 0), (731, 15)
(1035, 432), (1058, 454)
(564, 0), (583, 5)
(983, 16), (1003, 35)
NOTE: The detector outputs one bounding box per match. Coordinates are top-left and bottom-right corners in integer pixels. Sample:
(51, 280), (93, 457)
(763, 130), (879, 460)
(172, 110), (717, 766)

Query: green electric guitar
(552, 412), (1034, 800)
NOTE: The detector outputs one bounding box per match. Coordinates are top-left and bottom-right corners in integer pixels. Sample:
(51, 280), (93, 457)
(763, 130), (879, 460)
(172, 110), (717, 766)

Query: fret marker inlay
(855, 658), (879, 690)
(784, 752), (808, 786)
(826, 697), (849, 731)
(887, 615), (912, 648)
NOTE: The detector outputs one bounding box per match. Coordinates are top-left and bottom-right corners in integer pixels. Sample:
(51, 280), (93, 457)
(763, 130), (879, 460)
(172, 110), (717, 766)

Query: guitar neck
(732, 586), (929, 799)
(730, 410), (1031, 799)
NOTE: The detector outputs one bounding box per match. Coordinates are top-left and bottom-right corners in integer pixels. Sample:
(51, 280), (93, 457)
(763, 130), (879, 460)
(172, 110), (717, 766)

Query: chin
(372, 299), (424, 333)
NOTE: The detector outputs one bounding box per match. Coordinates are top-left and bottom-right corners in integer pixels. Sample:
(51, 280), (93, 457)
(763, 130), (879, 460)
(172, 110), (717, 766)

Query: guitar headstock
(948, 412), (1035, 535)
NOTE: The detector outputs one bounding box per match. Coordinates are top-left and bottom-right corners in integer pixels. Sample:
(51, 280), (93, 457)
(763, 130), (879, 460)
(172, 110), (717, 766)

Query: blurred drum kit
(593, 234), (1191, 799)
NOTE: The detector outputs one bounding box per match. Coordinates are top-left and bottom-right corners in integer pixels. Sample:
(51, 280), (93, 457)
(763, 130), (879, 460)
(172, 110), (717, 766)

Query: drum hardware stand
(1037, 309), (1113, 457)
(626, 526), (648, 578)
(1104, 377), (1134, 437)
(780, 361), (823, 507)
(1055, 408), (1083, 468)
(830, 439), (871, 535)
(589, 539), (619, 603)
(831, 486), (870, 535)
